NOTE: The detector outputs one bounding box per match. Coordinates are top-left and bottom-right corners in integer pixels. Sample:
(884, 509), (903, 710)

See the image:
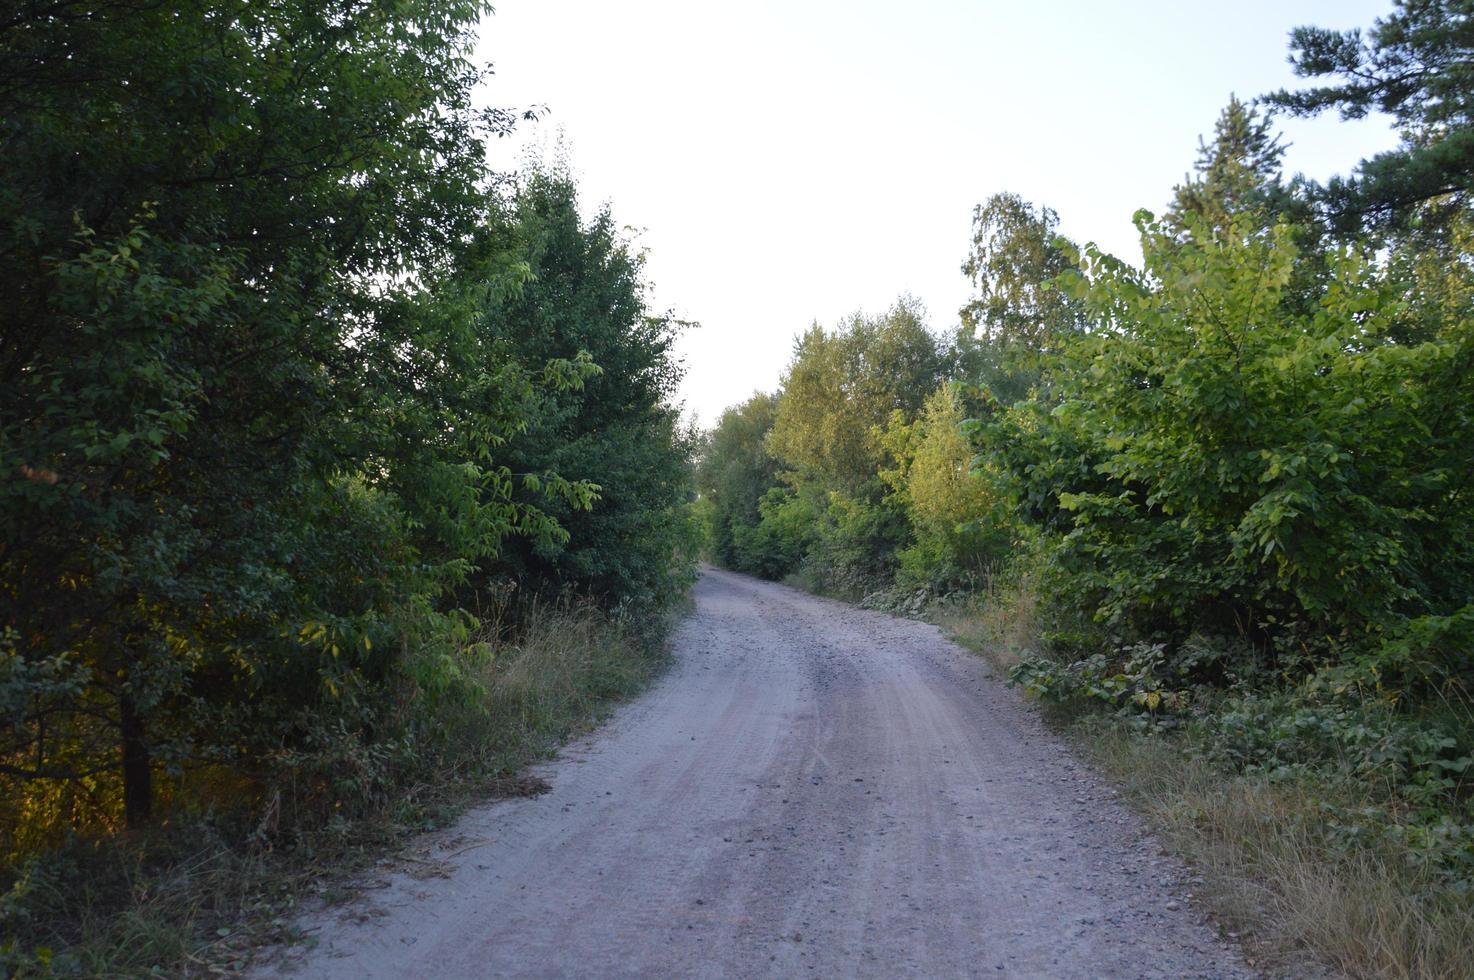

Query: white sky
(476, 0), (1401, 426)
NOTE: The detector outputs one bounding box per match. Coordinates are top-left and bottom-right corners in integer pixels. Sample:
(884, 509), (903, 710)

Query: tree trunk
(119, 693), (152, 828)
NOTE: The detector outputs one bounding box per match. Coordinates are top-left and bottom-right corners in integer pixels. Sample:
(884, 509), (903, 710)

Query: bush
(794, 490), (910, 598)
(1011, 648), (1474, 886)
(990, 210), (1474, 686)
(881, 385), (1017, 590)
(729, 488), (817, 579)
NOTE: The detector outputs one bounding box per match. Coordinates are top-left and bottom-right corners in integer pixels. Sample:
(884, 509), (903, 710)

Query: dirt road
(265, 568), (1251, 979)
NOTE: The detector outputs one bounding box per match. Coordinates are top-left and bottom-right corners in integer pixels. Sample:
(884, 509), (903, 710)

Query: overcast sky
(475, 0), (1400, 426)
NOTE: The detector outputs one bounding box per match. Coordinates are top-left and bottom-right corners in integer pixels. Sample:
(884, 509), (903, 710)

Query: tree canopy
(0, 1), (694, 844)
(768, 299), (948, 491)
(1266, 0), (1474, 232)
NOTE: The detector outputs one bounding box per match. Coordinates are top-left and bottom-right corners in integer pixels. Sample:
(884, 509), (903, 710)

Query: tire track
(258, 567), (1251, 979)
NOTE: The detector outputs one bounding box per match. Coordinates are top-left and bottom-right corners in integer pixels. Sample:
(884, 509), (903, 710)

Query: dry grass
(1081, 728), (1474, 980)
(1, 602), (674, 978)
(932, 568), (1039, 673)
(935, 577), (1474, 980)
(425, 603), (670, 786)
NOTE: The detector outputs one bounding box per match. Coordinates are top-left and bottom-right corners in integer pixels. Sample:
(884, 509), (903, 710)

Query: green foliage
(1009, 643), (1200, 723)
(695, 393), (784, 574)
(957, 193), (1084, 404)
(1265, 0), (1474, 234)
(1210, 691), (1472, 811)
(1167, 96), (1300, 239)
(2, 0), (521, 833)
(769, 299), (948, 491)
(725, 299), (951, 596)
(0, 0), (693, 893)
(700, 332), (931, 591)
(475, 169), (698, 612)
(992, 208), (1474, 679)
(791, 490), (911, 598)
(695, 398), (816, 582)
(879, 386), (1014, 589)
(995, 116), (1474, 898)
(1013, 634), (1474, 885)
(730, 488), (818, 580)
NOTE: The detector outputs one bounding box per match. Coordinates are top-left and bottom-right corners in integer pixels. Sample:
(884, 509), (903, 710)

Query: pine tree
(1169, 96), (1288, 232)
(1265, 0), (1474, 233)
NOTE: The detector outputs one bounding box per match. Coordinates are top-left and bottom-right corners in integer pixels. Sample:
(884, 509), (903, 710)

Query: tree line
(698, 0), (1473, 889)
(1, 0), (696, 854)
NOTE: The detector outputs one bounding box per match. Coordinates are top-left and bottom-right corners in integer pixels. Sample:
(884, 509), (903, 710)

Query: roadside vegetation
(1, 1), (697, 973)
(697, 4), (1474, 976)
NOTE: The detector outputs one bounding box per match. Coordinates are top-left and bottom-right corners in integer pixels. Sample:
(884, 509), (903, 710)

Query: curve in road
(263, 567), (1251, 979)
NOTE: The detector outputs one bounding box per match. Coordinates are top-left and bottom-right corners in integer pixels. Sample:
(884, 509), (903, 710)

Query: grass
(1080, 725), (1474, 980)
(1, 601), (678, 978)
(930, 568), (1039, 673)
(931, 579), (1474, 980)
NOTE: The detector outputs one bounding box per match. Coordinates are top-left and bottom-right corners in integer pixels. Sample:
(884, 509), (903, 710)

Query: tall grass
(937, 577), (1474, 980)
(1082, 726), (1474, 980)
(0, 602), (673, 977)
(932, 567), (1039, 673)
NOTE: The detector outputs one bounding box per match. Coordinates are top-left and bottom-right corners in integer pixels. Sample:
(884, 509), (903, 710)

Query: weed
(0, 603), (674, 977)
(941, 577), (1474, 980)
(1082, 726), (1474, 980)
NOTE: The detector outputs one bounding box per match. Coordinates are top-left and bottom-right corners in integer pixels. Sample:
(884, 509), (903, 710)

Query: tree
(478, 169), (696, 611)
(878, 385), (1013, 588)
(768, 298), (948, 491)
(696, 393), (784, 573)
(1265, 0), (1474, 233)
(995, 207), (1474, 675)
(1165, 99), (1334, 314)
(0, 0), (563, 830)
(1168, 96), (1290, 233)
(762, 299), (949, 595)
(957, 194), (1084, 403)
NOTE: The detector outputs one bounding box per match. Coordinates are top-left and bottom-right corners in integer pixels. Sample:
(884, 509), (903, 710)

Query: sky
(474, 0), (1401, 427)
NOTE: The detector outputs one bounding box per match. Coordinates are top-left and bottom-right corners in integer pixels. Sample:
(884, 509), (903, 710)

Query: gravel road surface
(263, 567), (1252, 979)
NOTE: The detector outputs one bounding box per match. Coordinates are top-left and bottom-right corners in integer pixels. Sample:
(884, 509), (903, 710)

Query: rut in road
(262, 567), (1251, 979)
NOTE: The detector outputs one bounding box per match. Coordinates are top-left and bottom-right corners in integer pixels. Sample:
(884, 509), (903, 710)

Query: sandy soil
(259, 567), (1252, 979)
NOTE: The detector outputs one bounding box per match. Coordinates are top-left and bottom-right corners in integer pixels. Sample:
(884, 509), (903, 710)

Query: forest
(697, 4), (1473, 973)
(2, 1), (698, 971)
(2, 0), (1473, 976)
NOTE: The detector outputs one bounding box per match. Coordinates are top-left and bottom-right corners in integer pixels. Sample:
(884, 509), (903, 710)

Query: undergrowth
(930, 567), (1039, 673)
(1081, 724), (1474, 980)
(937, 576), (1474, 980)
(0, 601), (675, 977)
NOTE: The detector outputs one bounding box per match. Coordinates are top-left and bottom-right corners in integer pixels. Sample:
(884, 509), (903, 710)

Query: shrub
(990, 209), (1474, 685)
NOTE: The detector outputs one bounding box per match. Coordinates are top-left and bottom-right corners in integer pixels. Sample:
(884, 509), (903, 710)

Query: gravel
(258, 566), (1253, 979)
